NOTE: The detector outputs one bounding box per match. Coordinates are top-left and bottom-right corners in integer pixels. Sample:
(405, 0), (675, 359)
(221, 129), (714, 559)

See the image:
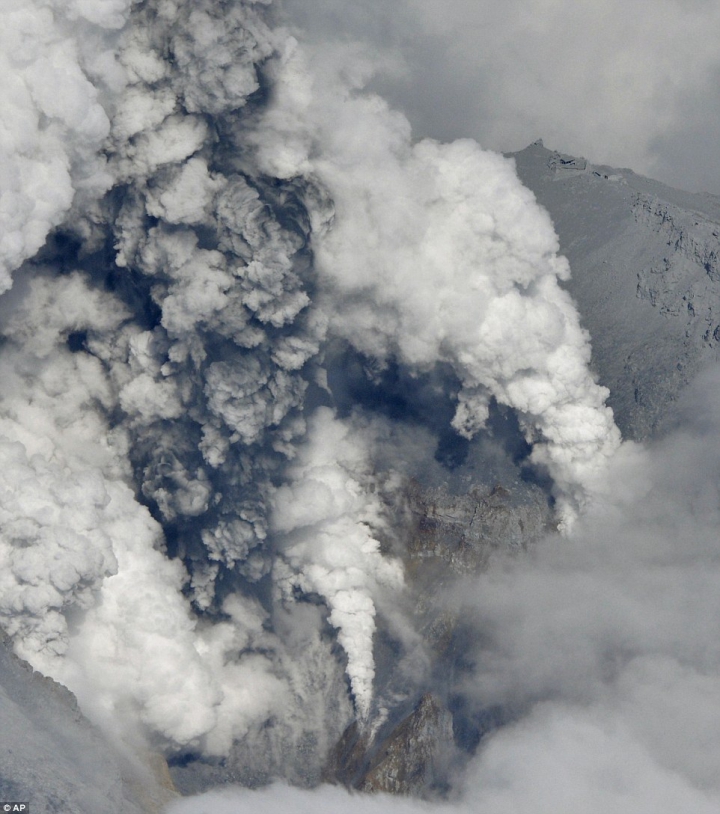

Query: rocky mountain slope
(511, 140), (720, 440)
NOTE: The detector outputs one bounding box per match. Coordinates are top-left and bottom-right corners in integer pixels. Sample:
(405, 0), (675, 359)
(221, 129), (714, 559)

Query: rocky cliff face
(359, 694), (453, 795)
(405, 479), (551, 574)
(325, 694), (454, 797)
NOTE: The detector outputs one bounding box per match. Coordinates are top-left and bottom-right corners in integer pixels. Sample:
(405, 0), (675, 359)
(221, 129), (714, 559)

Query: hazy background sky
(278, 0), (720, 195)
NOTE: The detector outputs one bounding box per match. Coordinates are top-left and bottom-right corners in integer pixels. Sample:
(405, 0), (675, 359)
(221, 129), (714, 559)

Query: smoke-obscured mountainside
(2, 3), (720, 813)
(512, 140), (720, 441)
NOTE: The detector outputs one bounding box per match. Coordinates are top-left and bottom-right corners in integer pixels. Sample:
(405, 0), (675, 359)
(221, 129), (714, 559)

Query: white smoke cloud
(0, 272), (127, 661)
(0, 269), (297, 757)
(166, 782), (441, 814)
(271, 408), (404, 719)
(63, 544), (288, 755)
(0, 0), (129, 291)
(278, 0), (720, 195)
(247, 39), (621, 526)
(463, 705), (720, 814)
(168, 755), (720, 814)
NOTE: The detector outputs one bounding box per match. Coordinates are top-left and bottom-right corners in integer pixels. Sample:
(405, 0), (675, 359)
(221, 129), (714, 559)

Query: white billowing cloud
(0, 273), (128, 661)
(445, 368), (720, 811)
(62, 536), (286, 755)
(166, 782), (441, 814)
(0, 271), (131, 358)
(0, 269), (296, 756)
(279, 0), (720, 194)
(0, 433), (118, 660)
(145, 157), (225, 226)
(463, 703), (720, 814)
(0, 0), (130, 291)
(249, 40), (621, 526)
(271, 408), (404, 719)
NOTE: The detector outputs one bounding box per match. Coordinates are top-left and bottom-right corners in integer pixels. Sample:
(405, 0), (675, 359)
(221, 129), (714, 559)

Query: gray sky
(278, 0), (720, 194)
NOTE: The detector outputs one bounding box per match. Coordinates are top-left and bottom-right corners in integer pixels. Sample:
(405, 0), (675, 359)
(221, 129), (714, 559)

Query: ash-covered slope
(0, 633), (174, 814)
(511, 140), (720, 440)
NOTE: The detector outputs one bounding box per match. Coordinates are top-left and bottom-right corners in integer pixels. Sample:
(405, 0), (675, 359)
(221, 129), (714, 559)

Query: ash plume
(0, 0), (625, 797)
(246, 38), (620, 526)
(0, 0), (129, 290)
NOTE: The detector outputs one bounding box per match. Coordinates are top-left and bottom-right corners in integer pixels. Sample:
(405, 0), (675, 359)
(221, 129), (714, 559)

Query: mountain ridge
(510, 140), (720, 439)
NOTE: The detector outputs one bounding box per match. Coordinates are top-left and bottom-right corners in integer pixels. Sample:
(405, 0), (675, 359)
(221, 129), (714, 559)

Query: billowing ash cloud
(246, 39), (620, 525)
(0, 0), (129, 292)
(0, 0), (622, 790)
(0, 0), (352, 764)
(0, 268), (311, 759)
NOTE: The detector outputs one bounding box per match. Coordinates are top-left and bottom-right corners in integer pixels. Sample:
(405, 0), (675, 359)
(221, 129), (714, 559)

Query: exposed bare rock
(359, 695), (454, 796)
(323, 721), (371, 789)
(325, 694), (454, 798)
(402, 478), (551, 661)
(405, 479), (551, 575)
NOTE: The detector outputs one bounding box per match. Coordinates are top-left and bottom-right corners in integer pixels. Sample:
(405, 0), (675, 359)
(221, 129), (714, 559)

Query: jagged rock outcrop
(405, 479), (551, 575)
(325, 694), (454, 797)
(324, 477), (550, 794)
(359, 694), (454, 795)
(404, 478), (552, 661)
